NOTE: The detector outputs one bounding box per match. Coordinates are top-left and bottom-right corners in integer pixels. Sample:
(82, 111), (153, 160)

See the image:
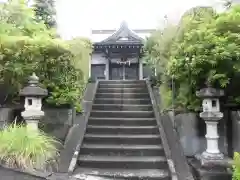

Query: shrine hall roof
(94, 21), (144, 45)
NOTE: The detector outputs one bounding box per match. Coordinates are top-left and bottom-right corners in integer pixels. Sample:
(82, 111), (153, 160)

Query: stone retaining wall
(171, 112), (227, 157)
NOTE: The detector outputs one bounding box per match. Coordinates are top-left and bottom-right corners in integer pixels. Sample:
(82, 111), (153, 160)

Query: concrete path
(0, 167), (45, 180)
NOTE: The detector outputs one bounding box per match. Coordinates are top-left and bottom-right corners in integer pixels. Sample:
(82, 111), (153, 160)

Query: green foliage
(67, 37), (92, 81)
(0, 125), (60, 170)
(159, 83), (172, 111)
(0, 0), (54, 37)
(233, 152), (240, 180)
(0, 0), (92, 111)
(143, 25), (177, 80)
(34, 0), (57, 28)
(145, 5), (240, 111)
(169, 5), (240, 106)
(0, 34), (86, 111)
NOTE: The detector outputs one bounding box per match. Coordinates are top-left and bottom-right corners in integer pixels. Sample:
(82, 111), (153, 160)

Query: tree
(67, 37), (92, 81)
(0, 0), (50, 37)
(143, 16), (177, 83)
(0, 0), (92, 111)
(143, 17), (178, 110)
(145, 5), (240, 111)
(168, 5), (240, 109)
(34, 0), (56, 28)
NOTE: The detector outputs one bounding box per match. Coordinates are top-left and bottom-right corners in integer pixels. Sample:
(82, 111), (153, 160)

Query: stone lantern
(19, 73), (48, 130)
(196, 83), (224, 163)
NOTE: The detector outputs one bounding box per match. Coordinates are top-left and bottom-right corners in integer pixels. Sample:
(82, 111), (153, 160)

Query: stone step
(84, 134), (161, 145)
(90, 110), (154, 118)
(94, 98), (151, 104)
(88, 117), (157, 126)
(78, 155), (168, 169)
(99, 83), (146, 89)
(94, 98), (151, 105)
(74, 168), (170, 180)
(97, 87), (148, 94)
(95, 92), (150, 99)
(81, 144), (165, 156)
(99, 80), (146, 85)
(92, 104), (153, 111)
(86, 125), (159, 135)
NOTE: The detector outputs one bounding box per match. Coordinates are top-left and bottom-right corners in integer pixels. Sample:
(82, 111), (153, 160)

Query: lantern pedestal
(199, 111), (224, 163)
(21, 110), (44, 131)
(189, 157), (232, 180)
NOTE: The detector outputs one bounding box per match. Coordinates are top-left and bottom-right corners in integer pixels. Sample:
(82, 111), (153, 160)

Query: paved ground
(0, 167), (45, 180)
(0, 167), (116, 180)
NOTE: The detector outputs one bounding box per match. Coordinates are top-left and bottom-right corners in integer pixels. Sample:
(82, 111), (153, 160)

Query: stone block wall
(40, 107), (75, 143)
(0, 106), (75, 144)
(172, 112), (227, 157)
(0, 108), (15, 129)
(231, 111), (240, 154)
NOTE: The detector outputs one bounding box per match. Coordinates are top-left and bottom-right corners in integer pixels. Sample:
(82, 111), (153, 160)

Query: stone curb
(145, 80), (179, 180)
(68, 81), (99, 174)
(68, 150), (79, 174)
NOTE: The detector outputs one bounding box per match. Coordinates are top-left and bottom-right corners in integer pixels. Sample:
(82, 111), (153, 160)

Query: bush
(145, 5), (240, 111)
(159, 83), (172, 111)
(233, 152), (240, 180)
(0, 35), (88, 111)
(0, 1), (92, 111)
(67, 37), (92, 81)
(0, 125), (60, 171)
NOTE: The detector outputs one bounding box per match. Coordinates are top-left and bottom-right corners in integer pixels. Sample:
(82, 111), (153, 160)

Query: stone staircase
(74, 80), (171, 180)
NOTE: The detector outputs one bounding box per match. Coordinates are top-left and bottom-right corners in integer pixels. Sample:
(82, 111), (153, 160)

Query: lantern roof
(19, 73), (48, 97)
(196, 83), (224, 98)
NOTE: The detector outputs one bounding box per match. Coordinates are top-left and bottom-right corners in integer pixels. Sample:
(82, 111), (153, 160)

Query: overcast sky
(56, 0), (224, 39)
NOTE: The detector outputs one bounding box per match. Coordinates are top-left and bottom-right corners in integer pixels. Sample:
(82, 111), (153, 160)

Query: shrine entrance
(109, 58), (139, 80)
(93, 21), (144, 80)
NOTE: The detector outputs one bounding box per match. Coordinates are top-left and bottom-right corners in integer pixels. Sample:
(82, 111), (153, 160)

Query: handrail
(145, 79), (195, 180)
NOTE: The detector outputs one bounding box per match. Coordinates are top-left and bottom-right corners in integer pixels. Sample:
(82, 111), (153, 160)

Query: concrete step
(74, 168), (170, 180)
(97, 87), (148, 94)
(92, 104), (153, 111)
(86, 125), (159, 135)
(81, 144), (165, 156)
(78, 155), (168, 169)
(95, 92), (149, 99)
(99, 83), (146, 89)
(88, 117), (157, 126)
(84, 134), (162, 145)
(90, 110), (154, 118)
(94, 98), (151, 105)
(99, 80), (146, 85)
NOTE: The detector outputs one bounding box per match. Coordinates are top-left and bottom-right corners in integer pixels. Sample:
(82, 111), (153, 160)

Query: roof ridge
(98, 21), (144, 45)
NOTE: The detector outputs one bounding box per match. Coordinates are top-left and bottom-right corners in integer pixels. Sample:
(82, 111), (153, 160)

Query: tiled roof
(95, 21), (144, 45)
